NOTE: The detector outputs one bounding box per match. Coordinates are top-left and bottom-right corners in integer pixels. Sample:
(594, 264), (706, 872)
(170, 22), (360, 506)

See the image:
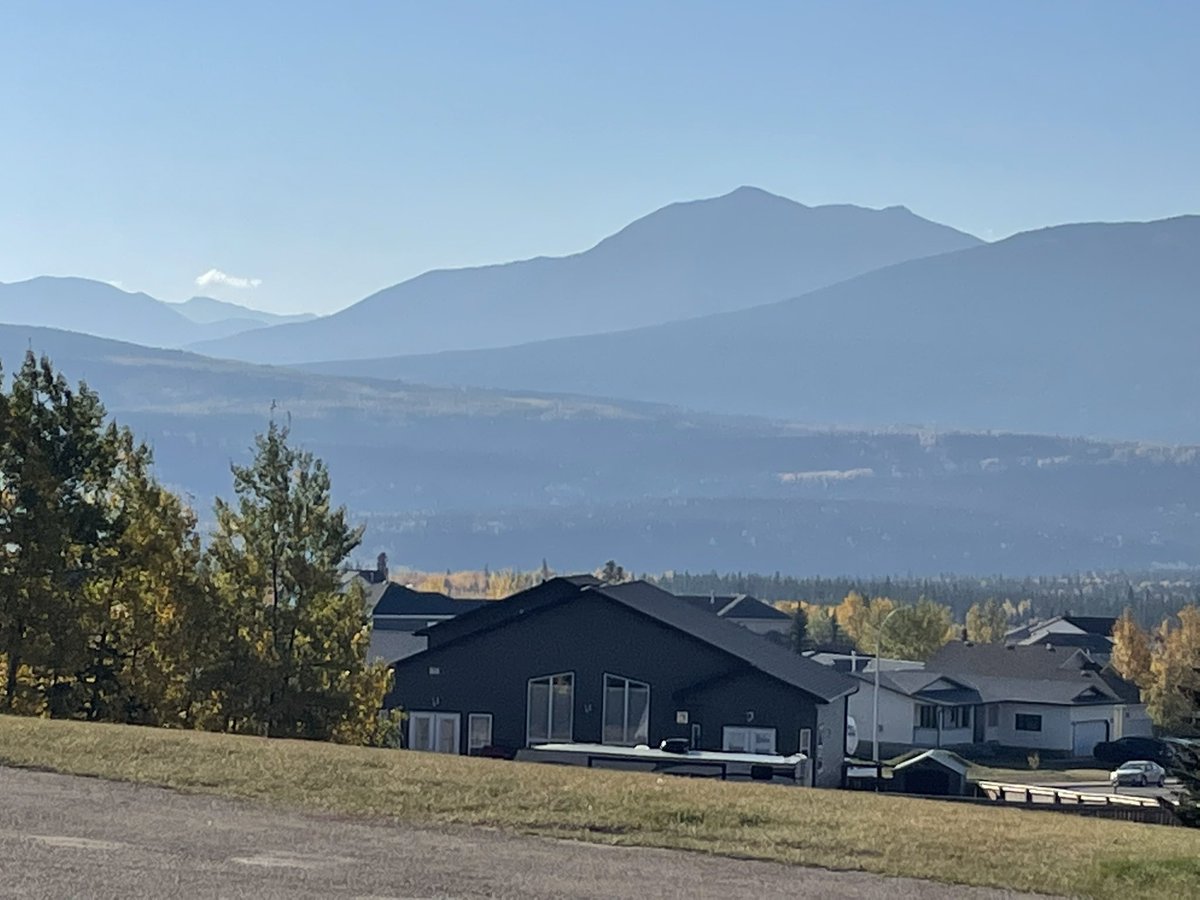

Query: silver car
(1110, 760), (1166, 788)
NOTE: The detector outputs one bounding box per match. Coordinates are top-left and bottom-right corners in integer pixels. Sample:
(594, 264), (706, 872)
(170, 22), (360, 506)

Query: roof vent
(1046, 644), (1055, 652)
(1005, 644), (1016, 650)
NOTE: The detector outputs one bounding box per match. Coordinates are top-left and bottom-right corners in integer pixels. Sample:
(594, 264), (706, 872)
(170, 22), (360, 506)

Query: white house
(840, 641), (1152, 759)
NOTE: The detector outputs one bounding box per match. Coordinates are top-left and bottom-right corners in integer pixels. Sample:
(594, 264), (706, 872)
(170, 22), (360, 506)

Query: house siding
(387, 593), (837, 779)
(848, 683), (915, 757)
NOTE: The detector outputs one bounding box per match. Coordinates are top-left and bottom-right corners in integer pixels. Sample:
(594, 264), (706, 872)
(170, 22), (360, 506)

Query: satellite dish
(845, 716), (860, 756)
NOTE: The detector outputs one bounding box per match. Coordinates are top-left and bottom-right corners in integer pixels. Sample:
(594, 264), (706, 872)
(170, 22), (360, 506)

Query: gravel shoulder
(0, 766), (1048, 899)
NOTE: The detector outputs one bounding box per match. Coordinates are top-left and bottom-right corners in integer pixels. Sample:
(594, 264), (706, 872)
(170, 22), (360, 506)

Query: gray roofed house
(676, 594), (792, 635)
(385, 577), (857, 787)
(1004, 615), (1117, 663)
(366, 583), (488, 664)
(839, 641), (1152, 759)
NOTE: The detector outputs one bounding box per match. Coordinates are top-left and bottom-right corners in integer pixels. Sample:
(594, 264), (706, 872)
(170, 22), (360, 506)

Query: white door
(1072, 720), (1108, 757)
(410, 712), (461, 754)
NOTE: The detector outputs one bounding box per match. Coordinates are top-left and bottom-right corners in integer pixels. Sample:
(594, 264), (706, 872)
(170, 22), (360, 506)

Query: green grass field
(0, 715), (1196, 899)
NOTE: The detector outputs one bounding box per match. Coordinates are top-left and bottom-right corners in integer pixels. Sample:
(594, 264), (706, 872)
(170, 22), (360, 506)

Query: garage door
(1072, 720), (1109, 757)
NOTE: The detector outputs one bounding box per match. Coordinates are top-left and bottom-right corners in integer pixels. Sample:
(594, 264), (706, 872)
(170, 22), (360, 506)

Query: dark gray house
(385, 577), (857, 787)
(367, 584), (487, 664)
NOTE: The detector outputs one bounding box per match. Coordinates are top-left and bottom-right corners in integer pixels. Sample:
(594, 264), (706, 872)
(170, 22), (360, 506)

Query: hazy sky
(2, 2), (1196, 314)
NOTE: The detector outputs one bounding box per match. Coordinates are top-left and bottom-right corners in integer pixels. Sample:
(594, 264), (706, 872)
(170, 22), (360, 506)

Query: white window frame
(467, 713), (493, 755)
(408, 711), (461, 754)
(946, 706), (971, 729)
(798, 727), (812, 757)
(602, 673), (651, 746)
(722, 726), (777, 755)
(526, 672), (574, 745)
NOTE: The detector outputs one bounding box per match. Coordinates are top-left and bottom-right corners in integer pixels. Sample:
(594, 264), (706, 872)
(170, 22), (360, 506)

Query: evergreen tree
(205, 421), (393, 742)
(0, 352), (124, 713)
(788, 605), (809, 654)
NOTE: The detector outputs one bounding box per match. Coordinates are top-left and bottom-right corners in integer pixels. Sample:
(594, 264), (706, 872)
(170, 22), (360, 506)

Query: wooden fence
(975, 780), (1183, 827)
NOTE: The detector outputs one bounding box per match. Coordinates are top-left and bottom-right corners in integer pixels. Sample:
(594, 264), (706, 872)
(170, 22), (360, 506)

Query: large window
(467, 713), (493, 755)
(916, 704), (938, 729)
(1015, 713), (1043, 732)
(723, 726), (776, 755)
(946, 706), (971, 729)
(603, 674), (650, 745)
(409, 712), (460, 754)
(527, 673), (574, 744)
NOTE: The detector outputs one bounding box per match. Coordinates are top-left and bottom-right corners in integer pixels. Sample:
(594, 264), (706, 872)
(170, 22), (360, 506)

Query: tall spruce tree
(206, 420), (392, 741)
(0, 352), (125, 713)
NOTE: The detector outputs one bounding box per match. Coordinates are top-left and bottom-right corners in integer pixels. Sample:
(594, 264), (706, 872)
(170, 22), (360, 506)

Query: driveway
(0, 766), (1047, 899)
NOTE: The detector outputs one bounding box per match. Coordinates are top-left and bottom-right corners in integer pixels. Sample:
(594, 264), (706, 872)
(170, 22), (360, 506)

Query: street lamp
(872, 605), (903, 765)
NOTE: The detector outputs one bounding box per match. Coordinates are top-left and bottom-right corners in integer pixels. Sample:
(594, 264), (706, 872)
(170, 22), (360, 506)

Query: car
(1110, 760), (1166, 788)
(1093, 736), (1172, 766)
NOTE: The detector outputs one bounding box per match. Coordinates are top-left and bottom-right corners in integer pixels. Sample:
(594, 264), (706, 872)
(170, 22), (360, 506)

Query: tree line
(0, 352), (395, 744)
(651, 571), (1199, 626)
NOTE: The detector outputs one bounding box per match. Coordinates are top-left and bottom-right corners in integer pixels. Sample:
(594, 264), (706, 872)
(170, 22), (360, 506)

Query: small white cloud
(195, 268), (262, 290)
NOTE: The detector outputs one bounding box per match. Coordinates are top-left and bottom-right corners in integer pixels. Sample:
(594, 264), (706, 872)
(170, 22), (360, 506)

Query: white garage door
(1072, 720), (1109, 757)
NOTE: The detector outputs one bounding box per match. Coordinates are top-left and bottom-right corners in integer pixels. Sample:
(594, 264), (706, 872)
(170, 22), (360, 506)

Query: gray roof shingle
(595, 582), (856, 702)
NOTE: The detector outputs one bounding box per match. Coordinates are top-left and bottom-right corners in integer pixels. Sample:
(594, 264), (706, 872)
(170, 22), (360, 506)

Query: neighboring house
(841, 641), (1151, 758)
(384, 577), (858, 787)
(676, 594), (792, 636)
(804, 649), (925, 675)
(341, 552), (392, 615)
(1006, 615), (1117, 662)
(848, 669), (983, 758)
(366, 583), (487, 664)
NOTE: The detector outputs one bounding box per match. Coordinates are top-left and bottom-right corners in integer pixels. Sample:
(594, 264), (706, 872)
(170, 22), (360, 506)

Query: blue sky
(1, 2), (1196, 314)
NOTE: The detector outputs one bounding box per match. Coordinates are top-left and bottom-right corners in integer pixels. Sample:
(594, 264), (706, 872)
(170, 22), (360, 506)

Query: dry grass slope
(0, 716), (1197, 899)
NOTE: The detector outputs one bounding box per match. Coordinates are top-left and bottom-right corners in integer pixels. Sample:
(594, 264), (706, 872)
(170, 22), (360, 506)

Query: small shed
(888, 749), (971, 796)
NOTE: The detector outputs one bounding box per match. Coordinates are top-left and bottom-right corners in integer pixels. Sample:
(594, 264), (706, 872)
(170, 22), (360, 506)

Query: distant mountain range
(0, 277), (315, 349)
(188, 187), (982, 363)
(4, 187), (1198, 573)
(309, 215), (1200, 444)
(168, 295), (315, 327)
(1, 323), (1198, 575)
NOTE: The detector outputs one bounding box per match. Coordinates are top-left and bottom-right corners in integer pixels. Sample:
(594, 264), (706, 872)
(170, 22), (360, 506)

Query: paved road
(0, 766), (1046, 899)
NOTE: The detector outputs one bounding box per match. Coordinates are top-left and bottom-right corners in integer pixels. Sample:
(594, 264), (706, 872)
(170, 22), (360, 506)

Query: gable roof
(919, 641), (1138, 706)
(928, 641), (1100, 680)
(417, 575), (600, 644)
(857, 670), (983, 706)
(1024, 632), (1114, 654)
(589, 582), (856, 702)
(1005, 614), (1117, 643)
(676, 594), (790, 621)
(371, 583), (487, 618)
(892, 749), (971, 776)
(1062, 616), (1118, 636)
(412, 577), (856, 703)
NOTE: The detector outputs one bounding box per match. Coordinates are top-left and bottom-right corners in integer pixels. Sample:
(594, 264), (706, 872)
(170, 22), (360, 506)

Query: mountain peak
(189, 189), (981, 364)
